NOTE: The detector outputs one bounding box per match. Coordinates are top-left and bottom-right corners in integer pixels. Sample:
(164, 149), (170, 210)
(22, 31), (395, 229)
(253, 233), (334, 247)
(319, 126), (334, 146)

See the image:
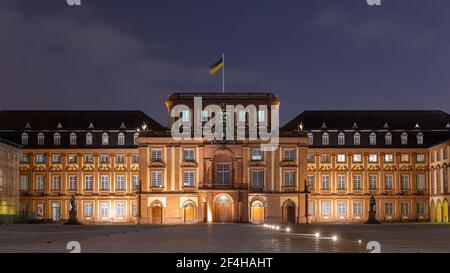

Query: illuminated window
(52, 154), (61, 164)
(52, 175), (61, 190)
(353, 154), (362, 163)
(36, 175), (45, 190)
(337, 132), (345, 145)
(283, 171), (295, 187)
(385, 132), (392, 145)
(85, 132), (93, 145)
(183, 171), (195, 187)
(353, 175), (362, 190)
(369, 154), (377, 163)
(116, 203), (125, 217)
(84, 175), (93, 190)
(238, 110), (246, 123)
(337, 202), (346, 216)
(202, 110), (209, 122)
(416, 153), (425, 163)
(36, 154), (45, 164)
(337, 154), (346, 163)
(102, 132), (109, 145)
(322, 132), (329, 145)
(384, 175), (393, 190)
(101, 175), (109, 190)
(181, 110), (190, 122)
(21, 133), (29, 145)
(118, 133), (125, 146)
(151, 171), (163, 187)
(353, 132), (360, 145)
(321, 202), (331, 216)
(400, 154), (409, 162)
(321, 175), (330, 190)
(54, 133), (61, 145)
(70, 133), (77, 145)
(337, 175), (346, 190)
(353, 202), (362, 216)
(116, 175), (125, 190)
(307, 133), (313, 145)
(401, 132), (408, 145)
(132, 175), (139, 189)
(21, 154), (29, 163)
(416, 132), (423, 145)
(134, 132), (139, 145)
(84, 203), (93, 217)
(257, 110), (266, 123)
(20, 175), (29, 190)
(100, 203), (109, 217)
(68, 155), (77, 164)
(37, 132), (45, 145)
(151, 149), (162, 160)
(369, 132), (376, 145)
(384, 154), (393, 163)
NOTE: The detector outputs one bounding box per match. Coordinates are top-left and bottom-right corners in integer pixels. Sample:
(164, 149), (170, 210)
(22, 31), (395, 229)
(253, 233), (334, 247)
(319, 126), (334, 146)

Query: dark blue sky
(1, 0), (449, 125)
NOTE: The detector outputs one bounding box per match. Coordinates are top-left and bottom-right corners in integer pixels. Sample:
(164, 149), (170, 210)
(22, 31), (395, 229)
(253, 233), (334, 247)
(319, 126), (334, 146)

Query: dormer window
(21, 133), (29, 145)
(416, 132), (424, 145)
(70, 133), (77, 145)
(181, 109), (190, 122)
(353, 132), (360, 145)
(257, 110), (266, 123)
(322, 132), (329, 145)
(86, 132), (93, 145)
(133, 132), (139, 145)
(337, 132), (345, 145)
(385, 132), (392, 145)
(307, 132), (313, 145)
(118, 132), (125, 146)
(54, 133), (61, 145)
(369, 132), (376, 145)
(37, 132), (45, 146)
(202, 110), (210, 123)
(401, 132), (408, 145)
(102, 132), (109, 145)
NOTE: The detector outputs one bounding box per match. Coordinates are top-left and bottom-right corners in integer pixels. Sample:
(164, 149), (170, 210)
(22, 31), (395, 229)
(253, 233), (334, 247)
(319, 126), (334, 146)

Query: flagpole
(222, 53), (225, 93)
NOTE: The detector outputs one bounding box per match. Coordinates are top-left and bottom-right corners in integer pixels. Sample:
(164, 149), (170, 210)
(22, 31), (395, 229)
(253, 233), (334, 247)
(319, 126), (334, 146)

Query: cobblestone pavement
(0, 223), (449, 253)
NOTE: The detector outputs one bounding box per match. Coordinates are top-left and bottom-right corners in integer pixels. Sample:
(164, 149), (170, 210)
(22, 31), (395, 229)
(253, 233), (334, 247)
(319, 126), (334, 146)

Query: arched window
(401, 132), (408, 145)
(385, 132), (392, 145)
(416, 132), (424, 145)
(70, 132), (77, 145)
(118, 132), (125, 146)
(85, 132), (93, 145)
(322, 132), (329, 145)
(53, 133), (61, 145)
(134, 132), (139, 145)
(21, 132), (29, 145)
(338, 132), (345, 145)
(353, 132), (360, 145)
(37, 132), (45, 145)
(102, 132), (109, 145)
(369, 132), (376, 145)
(307, 132), (313, 145)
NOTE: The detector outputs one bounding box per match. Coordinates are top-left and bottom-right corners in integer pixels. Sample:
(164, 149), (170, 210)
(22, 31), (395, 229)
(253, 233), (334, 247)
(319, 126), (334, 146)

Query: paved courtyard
(0, 223), (450, 253)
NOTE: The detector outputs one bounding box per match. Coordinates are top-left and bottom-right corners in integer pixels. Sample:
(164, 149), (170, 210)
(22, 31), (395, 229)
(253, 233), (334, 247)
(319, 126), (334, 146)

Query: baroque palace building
(0, 92), (449, 224)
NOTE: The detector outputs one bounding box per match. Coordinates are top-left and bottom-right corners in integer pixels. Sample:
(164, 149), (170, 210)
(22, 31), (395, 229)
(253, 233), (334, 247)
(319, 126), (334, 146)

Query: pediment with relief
(181, 161), (198, 168)
(367, 165), (380, 171)
(307, 164), (316, 171)
(33, 165), (46, 172)
(114, 165), (128, 172)
(82, 165), (95, 172)
(130, 164), (139, 171)
(49, 165), (63, 172)
(399, 164), (412, 171)
(149, 160), (166, 167)
(351, 165), (364, 171)
(383, 165), (396, 171)
(19, 165), (30, 172)
(415, 164), (428, 171)
(65, 165), (79, 172)
(280, 161), (298, 168)
(319, 165), (332, 171)
(335, 165), (348, 171)
(98, 165), (111, 172)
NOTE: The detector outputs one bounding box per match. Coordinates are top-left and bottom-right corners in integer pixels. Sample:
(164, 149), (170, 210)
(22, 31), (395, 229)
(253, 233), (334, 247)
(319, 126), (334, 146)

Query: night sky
(1, 0), (450, 125)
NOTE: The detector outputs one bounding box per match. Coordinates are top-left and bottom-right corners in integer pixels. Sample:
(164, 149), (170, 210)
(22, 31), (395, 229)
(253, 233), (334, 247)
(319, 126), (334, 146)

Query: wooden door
(252, 206), (263, 223)
(215, 203), (232, 222)
(152, 206), (162, 224)
(184, 206), (195, 223)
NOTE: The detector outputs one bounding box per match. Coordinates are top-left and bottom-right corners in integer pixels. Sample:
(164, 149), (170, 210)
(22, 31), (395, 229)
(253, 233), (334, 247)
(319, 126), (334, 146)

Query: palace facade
(0, 93), (449, 224)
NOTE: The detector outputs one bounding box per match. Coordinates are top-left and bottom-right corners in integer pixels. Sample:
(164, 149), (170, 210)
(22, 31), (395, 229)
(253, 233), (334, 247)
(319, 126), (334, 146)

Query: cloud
(0, 2), (261, 124)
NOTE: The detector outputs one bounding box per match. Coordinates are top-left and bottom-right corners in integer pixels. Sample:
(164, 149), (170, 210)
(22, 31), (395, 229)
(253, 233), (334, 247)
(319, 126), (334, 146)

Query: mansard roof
(0, 110), (166, 131)
(282, 110), (450, 131)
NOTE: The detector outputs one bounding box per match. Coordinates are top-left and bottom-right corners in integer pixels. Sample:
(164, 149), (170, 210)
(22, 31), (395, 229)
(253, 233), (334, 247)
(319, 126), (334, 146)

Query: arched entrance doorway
(183, 201), (195, 223)
(443, 199), (449, 223)
(151, 202), (163, 224)
(430, 200), (436, 222)
(251, 200), (264, 224)
(283, 200), (296, 224)
(436, 200), (442, 223)
(214, 195), (233, 222)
